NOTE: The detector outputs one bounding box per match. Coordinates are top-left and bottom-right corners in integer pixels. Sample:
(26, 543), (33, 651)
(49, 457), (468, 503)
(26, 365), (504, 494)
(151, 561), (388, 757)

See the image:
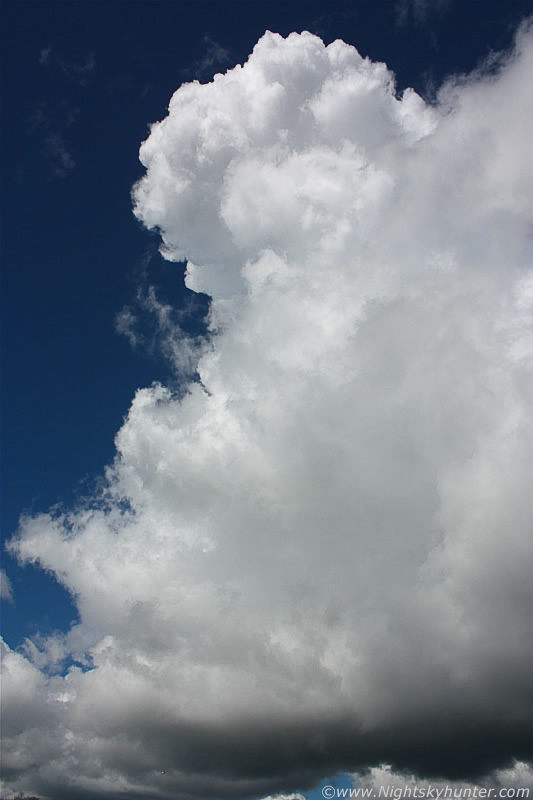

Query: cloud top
(4, 27), (533, 800)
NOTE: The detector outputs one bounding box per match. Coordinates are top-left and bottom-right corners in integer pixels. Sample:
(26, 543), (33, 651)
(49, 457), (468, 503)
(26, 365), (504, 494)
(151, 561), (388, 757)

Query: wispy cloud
(41, 132), (75, 177)
(115, 284), (210, 378)
(396, 0), (453, 26)
(0, 569), (13, 603)
(29, 104), (78, 178)
(39, 45), (95, 84)
(185, 34), (232, 80)
(29, 45), (93, 179)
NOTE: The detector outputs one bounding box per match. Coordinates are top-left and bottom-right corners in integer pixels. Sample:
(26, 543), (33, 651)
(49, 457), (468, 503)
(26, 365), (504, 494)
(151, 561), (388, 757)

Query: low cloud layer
(3, 26), (533, 800)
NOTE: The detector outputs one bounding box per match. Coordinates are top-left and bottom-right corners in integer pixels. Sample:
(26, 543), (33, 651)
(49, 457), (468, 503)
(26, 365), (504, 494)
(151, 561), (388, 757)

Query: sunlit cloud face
(3, 27), (533, 800)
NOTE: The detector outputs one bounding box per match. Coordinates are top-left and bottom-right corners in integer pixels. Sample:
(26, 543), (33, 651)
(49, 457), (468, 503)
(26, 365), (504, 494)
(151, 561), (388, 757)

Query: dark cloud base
(120, 716), (533, 784)
(4, 716), (531, 800)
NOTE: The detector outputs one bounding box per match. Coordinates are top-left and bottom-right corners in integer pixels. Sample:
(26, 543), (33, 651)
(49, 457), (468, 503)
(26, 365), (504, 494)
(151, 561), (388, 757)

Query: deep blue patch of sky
(0, 0), (531, 657)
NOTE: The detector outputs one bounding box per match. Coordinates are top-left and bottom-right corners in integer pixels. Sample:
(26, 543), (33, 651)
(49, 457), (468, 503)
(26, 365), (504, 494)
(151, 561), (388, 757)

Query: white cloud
(258, 795), (306, 800)
(4, 26), (533, 800)
(351, 761), (533, 794)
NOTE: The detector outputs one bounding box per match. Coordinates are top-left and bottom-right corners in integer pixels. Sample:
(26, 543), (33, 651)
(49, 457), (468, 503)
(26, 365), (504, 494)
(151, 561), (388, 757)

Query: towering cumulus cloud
(3, 28), (533, 800)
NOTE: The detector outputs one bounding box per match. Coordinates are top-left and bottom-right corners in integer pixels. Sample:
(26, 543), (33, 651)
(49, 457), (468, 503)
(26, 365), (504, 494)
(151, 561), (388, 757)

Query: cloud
(0, 569), (13, 602)
(39, 45), (95, 83)
(4, 25), (533, 800)
(396, 0), (453, 26)
(350, 761), (533, 795)
(42, 132), (76, 177)
(193, 34), (232, 79)
(258, 795), (305, 800)
(115, 284), (210, 378)
(30, 105), (78, 178)
(31, 45), (94, 177)
(179, 35), (232, 84)
(39, 45), (53, 65)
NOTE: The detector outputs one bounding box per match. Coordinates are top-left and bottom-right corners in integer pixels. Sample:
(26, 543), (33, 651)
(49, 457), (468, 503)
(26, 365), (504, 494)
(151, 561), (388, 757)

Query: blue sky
(1, 2), (533, 799)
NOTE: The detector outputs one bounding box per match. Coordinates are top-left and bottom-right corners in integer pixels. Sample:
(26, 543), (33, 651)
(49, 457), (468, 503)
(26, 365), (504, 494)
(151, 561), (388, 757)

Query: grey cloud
(0, 568), (13, 602)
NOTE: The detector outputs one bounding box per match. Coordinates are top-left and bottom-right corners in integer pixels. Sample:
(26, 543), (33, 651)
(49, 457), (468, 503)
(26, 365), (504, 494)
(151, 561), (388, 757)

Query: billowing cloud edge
(3, 23), (533, 800)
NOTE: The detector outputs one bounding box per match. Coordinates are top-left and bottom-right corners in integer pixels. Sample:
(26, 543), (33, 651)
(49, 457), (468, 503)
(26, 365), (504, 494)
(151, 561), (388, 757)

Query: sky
(1, 1), (533, 799)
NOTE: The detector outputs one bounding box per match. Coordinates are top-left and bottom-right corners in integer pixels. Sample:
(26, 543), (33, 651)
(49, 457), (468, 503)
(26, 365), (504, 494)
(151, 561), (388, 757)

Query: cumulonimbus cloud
(2, 26), (533, 800)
